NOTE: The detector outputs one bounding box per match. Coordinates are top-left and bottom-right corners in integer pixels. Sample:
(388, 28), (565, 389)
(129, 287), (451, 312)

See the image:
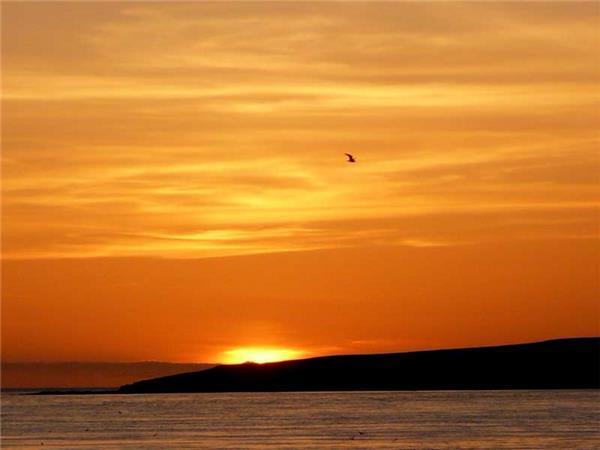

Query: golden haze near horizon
(2, 2), (598, 377)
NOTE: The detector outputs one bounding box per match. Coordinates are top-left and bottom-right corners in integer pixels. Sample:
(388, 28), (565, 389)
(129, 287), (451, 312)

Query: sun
(221, 347), (303, 364)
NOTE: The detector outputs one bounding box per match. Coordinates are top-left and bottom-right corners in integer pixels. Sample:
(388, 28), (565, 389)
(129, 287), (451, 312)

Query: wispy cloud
(2, 2), (598, 259)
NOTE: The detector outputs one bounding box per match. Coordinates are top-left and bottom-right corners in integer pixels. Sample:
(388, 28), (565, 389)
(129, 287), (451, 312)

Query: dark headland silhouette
(119, 338), (599, 393)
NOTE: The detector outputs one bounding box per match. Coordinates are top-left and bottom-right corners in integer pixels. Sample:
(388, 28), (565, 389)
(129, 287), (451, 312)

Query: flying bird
(344, 153), (356, 163)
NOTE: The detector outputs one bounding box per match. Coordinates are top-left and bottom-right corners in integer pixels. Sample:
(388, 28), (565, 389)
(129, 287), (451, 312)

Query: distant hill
(1, 362), (215, 388)
(119, 338), (599, 393)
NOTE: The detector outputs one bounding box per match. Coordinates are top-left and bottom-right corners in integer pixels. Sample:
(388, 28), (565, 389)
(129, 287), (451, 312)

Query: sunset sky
(2, 2), (598, 369)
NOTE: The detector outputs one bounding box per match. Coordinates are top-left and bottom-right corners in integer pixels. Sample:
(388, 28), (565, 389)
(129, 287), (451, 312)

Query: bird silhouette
(344, 153), (356, 163)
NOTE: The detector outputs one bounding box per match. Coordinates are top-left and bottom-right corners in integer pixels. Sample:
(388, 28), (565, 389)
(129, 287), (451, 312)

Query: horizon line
(4, 335), (598, 366)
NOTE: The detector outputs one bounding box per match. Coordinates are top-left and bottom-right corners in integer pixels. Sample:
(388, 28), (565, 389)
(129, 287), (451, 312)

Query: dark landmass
(119, 338), (600, 393)
(2, 361), (215, 389)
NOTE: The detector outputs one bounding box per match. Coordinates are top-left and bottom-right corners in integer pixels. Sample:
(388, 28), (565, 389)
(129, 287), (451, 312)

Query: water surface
(2, 390), (598, 448)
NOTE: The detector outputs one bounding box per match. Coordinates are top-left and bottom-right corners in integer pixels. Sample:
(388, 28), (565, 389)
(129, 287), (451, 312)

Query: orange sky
(2, 3), (599, 367)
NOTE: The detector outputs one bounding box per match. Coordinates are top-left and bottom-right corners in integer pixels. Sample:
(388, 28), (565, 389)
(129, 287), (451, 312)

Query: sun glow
(221, 347), (304, 364)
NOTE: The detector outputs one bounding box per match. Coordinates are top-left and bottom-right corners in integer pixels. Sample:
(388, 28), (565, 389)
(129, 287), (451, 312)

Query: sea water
(2, 390), (598, 449)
